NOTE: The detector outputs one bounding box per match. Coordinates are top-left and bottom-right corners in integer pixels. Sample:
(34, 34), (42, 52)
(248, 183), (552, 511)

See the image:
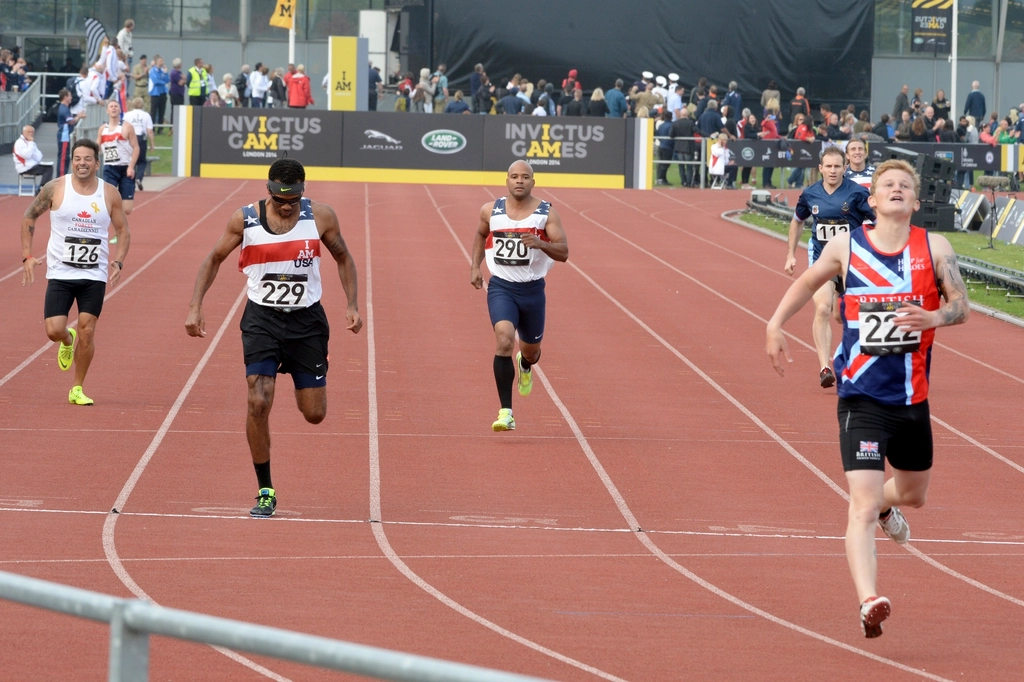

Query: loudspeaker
(912, 202), (956, 232)
(916, 156), (956, 182)
(919, 178), (953, 203)
(875, 147), (919, 165)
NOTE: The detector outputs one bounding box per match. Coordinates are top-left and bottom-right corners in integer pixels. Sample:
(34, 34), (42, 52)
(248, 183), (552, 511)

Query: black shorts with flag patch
(837, 397), (932, 472)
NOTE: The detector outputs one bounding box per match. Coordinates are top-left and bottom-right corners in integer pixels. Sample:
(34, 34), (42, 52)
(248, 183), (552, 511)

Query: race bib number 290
(259, 273), (307, 308)
(62, 236), (101, 269)
(858, 301), (922, 356)
(492, 231), (530, 266)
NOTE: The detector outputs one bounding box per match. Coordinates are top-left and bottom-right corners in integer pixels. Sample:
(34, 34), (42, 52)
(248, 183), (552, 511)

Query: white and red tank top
(47, 174), (110, 282)
(484, 197), (555, 283)
(238, 199), (322, 310)
(835, 226), (941, 405)
(98, 123), (133, 166)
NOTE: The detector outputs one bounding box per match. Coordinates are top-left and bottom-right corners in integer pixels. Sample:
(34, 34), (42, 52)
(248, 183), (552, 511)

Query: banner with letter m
(269, 0), (295, 29)
(911, 0), (953, 53)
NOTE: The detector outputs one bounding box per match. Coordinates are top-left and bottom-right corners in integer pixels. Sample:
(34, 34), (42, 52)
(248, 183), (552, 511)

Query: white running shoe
(878, 507), (910, 544)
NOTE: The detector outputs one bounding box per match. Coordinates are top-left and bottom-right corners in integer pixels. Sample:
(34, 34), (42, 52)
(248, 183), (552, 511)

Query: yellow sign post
(269, 0), (295, 29)
(328, 36), (368, 111)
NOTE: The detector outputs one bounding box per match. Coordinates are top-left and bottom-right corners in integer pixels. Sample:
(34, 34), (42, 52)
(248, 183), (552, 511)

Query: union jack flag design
(834, 226), (941, 406)
(859, 441), (879, 454)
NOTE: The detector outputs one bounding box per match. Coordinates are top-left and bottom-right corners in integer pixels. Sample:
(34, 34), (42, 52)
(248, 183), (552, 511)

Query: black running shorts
(44, 278), (106, 319)
(240, 299), (330, 378)
(837, 396), (933, 472)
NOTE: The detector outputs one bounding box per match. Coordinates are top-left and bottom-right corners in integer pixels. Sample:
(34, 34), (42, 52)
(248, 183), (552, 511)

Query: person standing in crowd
(606, 79), (627, 118)
(249, 62), (269, 108)
(235, 65), (251, 107)
(932, 89), (950, 122)
(368, 63), (383, 111)
(789, 87), (811, 124)
(412, 68), (436, 113)
(564, 87), (587, 116)
(55, 89), (85, 177)
(630, 81), (664, 115)
(666, 83), (684, 120)
(218, 73), (240, 107)
(267, 67), (287, 108)
(287, 64), (314, 109)
(473, 74), (494, 114)
(444, 90), (470, 114)
(767, 159), (969, 640)
(13, 125), (53, 191)
(757, 108), (781, 188)
(670, 109), (698, 187)
(186, 58), (208, 106)
(739, 112), (761, 189)
(761, 79), (781, 118)
(185, 159), (362, 518)
(786, 112), (815, 188)
(148, 55), (169, 128)
(203, 64), (218, 102)
(469, 63), (484, 110)
(470, 161), (568, 432)
(131, 55), (150, 108)
(123, 97), (154, 191)
(116, 19), (134, 67)
(655, 109), (674, 186)
(722, 81), (742, 118)
(784, 146), (874, 388)
(892, 84), (910, 121)
(432, 63), (449, 113)
(168, 58), (185, 122)
(587, 87), (609, 117)
(498, 86), (524, 115)
(964, 81), (986, 123)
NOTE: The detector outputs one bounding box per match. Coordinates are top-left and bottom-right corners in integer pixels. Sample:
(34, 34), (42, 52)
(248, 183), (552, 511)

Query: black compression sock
(254, 461), (273, 490)
(494, 355), (515, 409)
(519, 355), (532, 372)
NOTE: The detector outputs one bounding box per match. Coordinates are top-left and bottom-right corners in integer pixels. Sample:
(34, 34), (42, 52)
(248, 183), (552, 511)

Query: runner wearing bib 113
(471, 160), (568, 432)
(785, 145), (874, 389)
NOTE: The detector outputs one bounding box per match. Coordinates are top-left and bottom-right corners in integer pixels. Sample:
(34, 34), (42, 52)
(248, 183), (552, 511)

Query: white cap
(668, 72), (679, 82)
(655, 75), (667, 86)
(642, 70), (654, 80)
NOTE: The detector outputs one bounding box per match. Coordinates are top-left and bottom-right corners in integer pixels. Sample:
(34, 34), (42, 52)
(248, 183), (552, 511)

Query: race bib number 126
(62, 236), (101, 269)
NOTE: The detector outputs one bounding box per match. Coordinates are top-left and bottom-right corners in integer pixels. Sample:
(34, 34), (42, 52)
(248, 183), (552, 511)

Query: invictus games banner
(482, 118), (626, 174)
(867, 143), (1003, 172)
(198, 108), (344, 167)
(341, 112), (485, 170)
(911, 0), (953, 54)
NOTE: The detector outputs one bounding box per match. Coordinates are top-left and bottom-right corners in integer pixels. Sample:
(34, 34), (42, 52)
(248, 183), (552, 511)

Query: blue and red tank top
(835, 226), (941, 405)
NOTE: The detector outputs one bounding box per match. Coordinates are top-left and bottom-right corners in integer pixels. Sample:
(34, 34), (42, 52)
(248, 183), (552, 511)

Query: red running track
(0, 180), (1022, 681)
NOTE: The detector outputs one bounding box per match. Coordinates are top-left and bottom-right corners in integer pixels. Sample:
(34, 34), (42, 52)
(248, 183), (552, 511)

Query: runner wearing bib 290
(471, 160), (568, 432)
(185, 159), (362, 518)
(785, 145), (873, 388)
(767, 159), (969, 639)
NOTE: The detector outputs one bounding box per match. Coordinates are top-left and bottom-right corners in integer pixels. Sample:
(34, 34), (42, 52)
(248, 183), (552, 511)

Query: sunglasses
(268, 193), (302, 206)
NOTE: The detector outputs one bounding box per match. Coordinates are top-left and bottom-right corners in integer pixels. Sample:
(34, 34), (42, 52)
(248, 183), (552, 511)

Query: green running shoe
(58, 328), (76, 371)
(516, 352), (532, 396)
(250, 488), (277, 518)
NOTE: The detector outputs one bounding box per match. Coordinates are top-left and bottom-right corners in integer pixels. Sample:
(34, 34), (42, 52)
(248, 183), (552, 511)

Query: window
(874, 0), (997, 58)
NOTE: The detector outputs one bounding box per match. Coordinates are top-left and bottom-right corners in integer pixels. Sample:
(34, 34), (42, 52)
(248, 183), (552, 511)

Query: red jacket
(760, 117), (780, 139)
(287, 73), (314, 107)
(792, 123), (814, 142)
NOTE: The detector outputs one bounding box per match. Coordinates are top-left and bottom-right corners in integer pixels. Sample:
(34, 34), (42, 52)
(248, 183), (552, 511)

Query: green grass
(736, 211), (1024, 320)
(147, 129), (174, 176)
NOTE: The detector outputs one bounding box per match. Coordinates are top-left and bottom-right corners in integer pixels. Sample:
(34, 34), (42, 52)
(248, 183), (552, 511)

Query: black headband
(267, 180), (304, 195)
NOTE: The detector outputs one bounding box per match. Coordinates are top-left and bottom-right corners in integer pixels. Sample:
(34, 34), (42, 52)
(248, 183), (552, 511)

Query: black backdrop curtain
(429, 0), (873, 111)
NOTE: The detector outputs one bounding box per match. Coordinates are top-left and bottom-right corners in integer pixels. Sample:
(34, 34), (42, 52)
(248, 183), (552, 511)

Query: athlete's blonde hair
(870, 159), (920, 198)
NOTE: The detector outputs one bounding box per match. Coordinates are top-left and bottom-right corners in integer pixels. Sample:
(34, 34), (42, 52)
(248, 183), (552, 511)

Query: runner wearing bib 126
(186, 159), (362, 519)
(97, 100), (139, 217)
(785, 145), (874, 388)
(767, 159), (969, 640)
(471, 160), (568, 432)
(20, 138), (131, 406)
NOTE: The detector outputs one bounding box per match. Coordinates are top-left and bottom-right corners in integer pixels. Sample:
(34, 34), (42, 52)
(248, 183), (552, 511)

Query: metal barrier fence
(0, 570), (553, 682)
(652, 136), (708, 189)
(0, 80), (42, 146)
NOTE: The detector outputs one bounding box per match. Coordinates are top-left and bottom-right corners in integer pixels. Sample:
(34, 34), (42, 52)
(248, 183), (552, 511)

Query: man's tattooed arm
(934, 253), (970, 327)
(21, 181), (55, 254)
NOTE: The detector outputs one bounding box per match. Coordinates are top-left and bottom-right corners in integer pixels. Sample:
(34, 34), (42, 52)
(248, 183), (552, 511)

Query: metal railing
(0, 79), (43, 145)
(652, 135), (707, 188)
(0, 570), (553, 682)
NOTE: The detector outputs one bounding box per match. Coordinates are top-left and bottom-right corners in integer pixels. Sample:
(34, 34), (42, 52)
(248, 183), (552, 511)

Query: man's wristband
(114, 261), (123, 270)
(22, 257), (28, 263)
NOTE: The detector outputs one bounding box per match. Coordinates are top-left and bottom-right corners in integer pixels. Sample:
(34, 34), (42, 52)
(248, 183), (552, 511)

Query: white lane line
(552, 200), (1024, 613)
(930, 416), (1024, 475)
(0, 181), (248, 390)
(555, 192), (1024, 477)
(0, 257), (43, 284)
(433, 190), (949, 680)
(100, 287), (289, 682)
(363, 185), (627, 682)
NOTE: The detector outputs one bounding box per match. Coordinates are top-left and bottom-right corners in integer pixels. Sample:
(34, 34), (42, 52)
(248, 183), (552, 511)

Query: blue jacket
(964, 90), (986, 121)
(605, 88), (627, 118)
(656, 120), (674, 149)
(149, 66), (170, 96)
(721, 90), (742, 116)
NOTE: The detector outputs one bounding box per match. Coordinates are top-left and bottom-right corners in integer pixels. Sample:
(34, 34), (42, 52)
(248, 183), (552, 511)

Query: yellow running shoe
(68, 385), (94, 406)
(58, 328), (76, 371)
(492, 408), (515, 431)
(516, 351), (532, 396)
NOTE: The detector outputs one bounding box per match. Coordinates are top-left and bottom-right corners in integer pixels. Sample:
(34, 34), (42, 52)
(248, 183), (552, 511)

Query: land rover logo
(741, 147), (755, 161)
(422, 129), (467, 154)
